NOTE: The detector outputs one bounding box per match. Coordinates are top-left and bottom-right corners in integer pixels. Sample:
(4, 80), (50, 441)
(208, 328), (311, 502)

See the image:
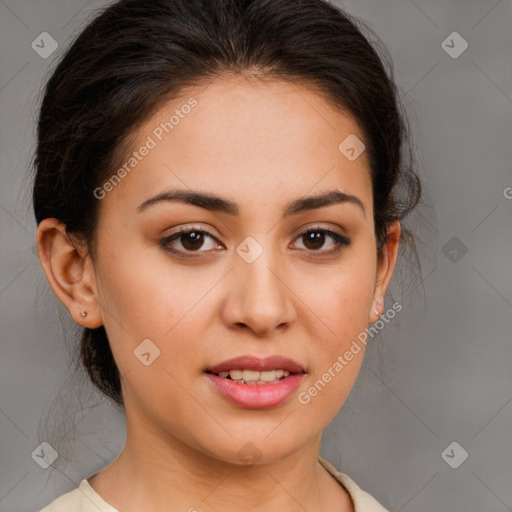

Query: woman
(34, 0), (421, 510)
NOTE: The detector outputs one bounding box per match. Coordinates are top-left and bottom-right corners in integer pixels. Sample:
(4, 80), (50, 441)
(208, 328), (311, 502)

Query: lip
(204, 355), (306, 409)
(206, 355), (305, 374)
(205, 373), (305, 409)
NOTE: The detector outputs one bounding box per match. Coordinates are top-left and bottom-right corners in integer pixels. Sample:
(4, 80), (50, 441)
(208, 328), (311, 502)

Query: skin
(37, 74), (400, 512)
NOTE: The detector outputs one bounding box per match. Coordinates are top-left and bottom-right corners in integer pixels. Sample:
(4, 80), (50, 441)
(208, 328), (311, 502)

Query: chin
(195, 434), (304, 467)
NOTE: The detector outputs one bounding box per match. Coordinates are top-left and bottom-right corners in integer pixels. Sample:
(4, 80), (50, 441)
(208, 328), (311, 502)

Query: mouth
(205, 354), (306, 383)
(206, 368), (296, 385)
(204, 355), (306, 408)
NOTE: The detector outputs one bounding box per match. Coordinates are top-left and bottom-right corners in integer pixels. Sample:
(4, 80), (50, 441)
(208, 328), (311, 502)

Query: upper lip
(206, 355), (306, 374)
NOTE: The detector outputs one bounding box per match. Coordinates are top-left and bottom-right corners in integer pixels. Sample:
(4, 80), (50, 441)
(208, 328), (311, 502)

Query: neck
(88, 409), (353, 511)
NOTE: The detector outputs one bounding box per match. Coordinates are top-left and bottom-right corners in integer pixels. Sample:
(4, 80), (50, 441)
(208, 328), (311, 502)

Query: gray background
(1, 0), (511, 511)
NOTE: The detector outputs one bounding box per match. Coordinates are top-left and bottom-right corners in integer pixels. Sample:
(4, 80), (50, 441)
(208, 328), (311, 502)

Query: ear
(36, 218), (103, 328)
(369, 220), (401, 324)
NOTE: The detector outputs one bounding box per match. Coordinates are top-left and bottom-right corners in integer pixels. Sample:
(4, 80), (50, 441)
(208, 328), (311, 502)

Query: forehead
(105, 75), (372, 216)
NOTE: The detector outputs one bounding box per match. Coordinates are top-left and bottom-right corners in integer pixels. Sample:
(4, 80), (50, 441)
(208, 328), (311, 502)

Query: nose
(221, 246), (297, 338)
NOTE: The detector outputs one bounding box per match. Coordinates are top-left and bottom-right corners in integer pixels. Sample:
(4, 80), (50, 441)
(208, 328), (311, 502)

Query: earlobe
(370, 220), (401, 324)
(36, 218), (103, 328)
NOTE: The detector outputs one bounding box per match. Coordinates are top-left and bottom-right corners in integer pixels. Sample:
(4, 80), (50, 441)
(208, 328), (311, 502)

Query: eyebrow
(137, 189), (365, 217)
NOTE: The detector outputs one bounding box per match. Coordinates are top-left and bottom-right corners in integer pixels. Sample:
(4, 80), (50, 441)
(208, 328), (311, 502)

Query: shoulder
(318, 456), (390, 512)
(38, 484), (82, 512)
(38, 478), (119, 512)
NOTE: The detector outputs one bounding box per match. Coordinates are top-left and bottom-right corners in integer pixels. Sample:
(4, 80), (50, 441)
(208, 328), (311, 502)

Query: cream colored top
(39, 456), (389, 511)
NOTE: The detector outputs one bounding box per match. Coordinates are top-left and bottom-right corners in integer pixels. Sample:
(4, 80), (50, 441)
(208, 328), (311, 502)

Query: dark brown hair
(33, 0), (422, 407)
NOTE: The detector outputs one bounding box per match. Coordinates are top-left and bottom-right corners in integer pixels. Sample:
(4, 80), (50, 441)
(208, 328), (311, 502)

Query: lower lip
(204, 373), (305, 409)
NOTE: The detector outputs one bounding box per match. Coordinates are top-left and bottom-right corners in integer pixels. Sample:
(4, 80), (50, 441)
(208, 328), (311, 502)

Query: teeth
(243, 369), (260, 382)
(215, 369), (293, 384)
(260, 370), (279, 382)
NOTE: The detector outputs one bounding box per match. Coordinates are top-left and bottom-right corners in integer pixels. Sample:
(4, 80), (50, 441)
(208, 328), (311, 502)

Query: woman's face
(86, 76), (398, 464)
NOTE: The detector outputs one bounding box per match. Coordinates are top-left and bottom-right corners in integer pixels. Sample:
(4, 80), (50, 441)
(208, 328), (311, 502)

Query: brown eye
(180, 231), (206, 251)
(293, 227), (351, 255)
(160, 228), (221, 256)
(302, 231), (326, 250)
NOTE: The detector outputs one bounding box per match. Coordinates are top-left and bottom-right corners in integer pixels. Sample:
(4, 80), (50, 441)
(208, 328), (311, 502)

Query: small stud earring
(375, 309), (380, 317)
(80, 311), (88, 318)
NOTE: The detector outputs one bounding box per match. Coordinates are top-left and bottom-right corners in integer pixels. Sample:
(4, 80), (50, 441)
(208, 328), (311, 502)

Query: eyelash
(159, 225), (351, 258)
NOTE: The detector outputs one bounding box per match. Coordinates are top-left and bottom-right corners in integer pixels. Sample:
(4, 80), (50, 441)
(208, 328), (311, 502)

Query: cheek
(296, 251), (376, 347)
(293, 246), (376, 411)
(96, 236), (208, 337)
(295, 278), (372, 424)
(329, 275), (375, 343)
(95, 243), (232, 400)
